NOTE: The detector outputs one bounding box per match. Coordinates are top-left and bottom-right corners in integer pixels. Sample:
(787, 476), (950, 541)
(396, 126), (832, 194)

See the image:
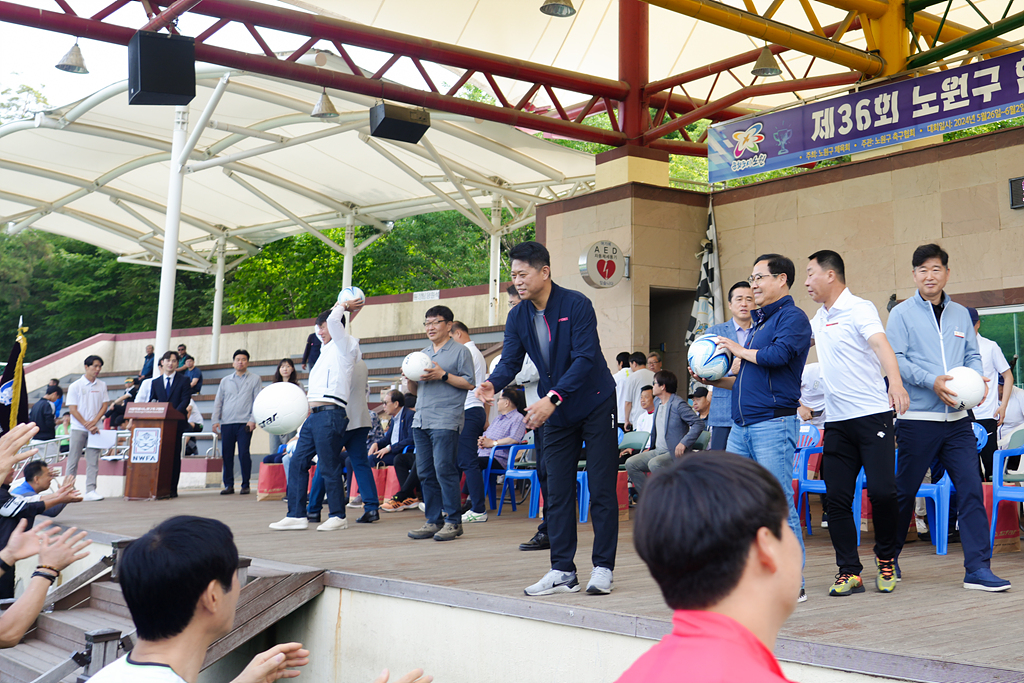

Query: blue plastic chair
(892, 448), (951, 556)
(797, 424), (822, 449)
(973, 422), (988, 452)
(794, 446), (864, 542)
(577, 470), (589, 523)
(498, 445), (539, 517)
(988, 447), (1024, 549)
(482, 445), (512, 510)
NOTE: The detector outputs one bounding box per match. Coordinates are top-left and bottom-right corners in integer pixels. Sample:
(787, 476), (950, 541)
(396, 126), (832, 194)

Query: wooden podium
(124, 402), (185, 500)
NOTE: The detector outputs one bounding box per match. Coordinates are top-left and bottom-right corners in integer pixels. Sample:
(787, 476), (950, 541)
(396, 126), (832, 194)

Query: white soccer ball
(337, 286), (366, 306)
(253, 382), (308, 435)
(489, 354), (501, 373)
(945, 366), (986, 411)
(402, 351), (433, 381)
(688, 334), (732, 382)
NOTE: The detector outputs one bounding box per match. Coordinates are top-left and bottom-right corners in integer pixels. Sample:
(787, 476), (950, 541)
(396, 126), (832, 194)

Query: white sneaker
(524, 569), (580, 596)
(418, 502), (426, 512)
(461, 509), (488, 523)
(586, 567), (614, 595)
(317, 516), (348, 531)
(83, 491), (104, 502)
(346, 496), (363, 508)
(915, 518), (929, 534)
(269, 517), (308, 531)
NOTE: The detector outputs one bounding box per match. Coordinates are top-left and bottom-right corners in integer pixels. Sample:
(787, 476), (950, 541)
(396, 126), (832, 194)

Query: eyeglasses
(747, 273), (778, 284)
(423, 319), (446, 328)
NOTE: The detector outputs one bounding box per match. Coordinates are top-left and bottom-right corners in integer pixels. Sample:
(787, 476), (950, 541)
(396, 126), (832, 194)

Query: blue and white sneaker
(964, 567), (1011, 592)
(525, 569), (580, 596)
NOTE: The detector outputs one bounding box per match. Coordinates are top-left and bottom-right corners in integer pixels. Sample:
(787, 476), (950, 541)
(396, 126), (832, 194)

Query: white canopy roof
(0, 52), (595, 271)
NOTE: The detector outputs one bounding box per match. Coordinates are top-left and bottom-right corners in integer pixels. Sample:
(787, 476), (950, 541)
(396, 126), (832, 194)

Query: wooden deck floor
(53, 491), (1024, 675)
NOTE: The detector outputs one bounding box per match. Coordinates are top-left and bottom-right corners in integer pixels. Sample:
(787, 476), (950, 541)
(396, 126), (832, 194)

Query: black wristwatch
(441, 371), (450, 383)
(546, 390), (562, 406)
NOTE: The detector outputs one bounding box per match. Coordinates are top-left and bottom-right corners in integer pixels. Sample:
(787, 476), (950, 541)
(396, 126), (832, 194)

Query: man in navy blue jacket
(478, 241), (618, 597)
(693, 254), (811, 601)
(369, 390), (414, 466)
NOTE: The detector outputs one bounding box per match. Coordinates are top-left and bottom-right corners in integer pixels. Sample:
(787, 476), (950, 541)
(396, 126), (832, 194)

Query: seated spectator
(615, 452), (801, 683)
(175, 343), (193, 369)
(625, 371), (705, 497)
(12, 461), (77, 519)
(55, 413), (71, 454)
(370, 391), (413, 467)
(28, 386), (61, 441)
(691, 387), (710, 422)
(184, 399), (205, 456)
(183, 357), (204, 396)
(476, 388), (527, 469)
(998, 378), (1024, 448)
(89, 514), (430, 683)
(45, 379), (64, 417)
(104, 378), (136, 429)
(619, 386), (655, 464)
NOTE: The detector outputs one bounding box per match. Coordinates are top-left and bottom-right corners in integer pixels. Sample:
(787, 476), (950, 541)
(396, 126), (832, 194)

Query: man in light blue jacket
(703, 281), (755, 450)
(886, 243), (1009, 592)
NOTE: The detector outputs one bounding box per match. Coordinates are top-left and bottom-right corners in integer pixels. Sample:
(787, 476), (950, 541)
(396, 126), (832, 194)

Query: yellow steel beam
(813, 0), (889, 20)
(871, 0), (909, 74)
(763, 0), (787, 19)
(643, 0), (885, 74)
(798, 0), (827, 36)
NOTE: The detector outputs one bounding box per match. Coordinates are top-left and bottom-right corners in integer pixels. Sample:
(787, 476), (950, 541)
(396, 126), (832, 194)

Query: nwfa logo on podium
(131, 428), (161, 464)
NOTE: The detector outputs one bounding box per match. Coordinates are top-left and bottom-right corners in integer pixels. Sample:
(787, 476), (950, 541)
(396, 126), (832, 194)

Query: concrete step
(0, 637), (79, 683)
(89, 582), (131, 620)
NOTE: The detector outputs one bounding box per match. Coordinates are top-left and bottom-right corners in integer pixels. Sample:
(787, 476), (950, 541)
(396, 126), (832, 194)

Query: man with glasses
(691, 254), (811, 602)
(406, 306), (476, 542)
(887, 243), (1010, 591)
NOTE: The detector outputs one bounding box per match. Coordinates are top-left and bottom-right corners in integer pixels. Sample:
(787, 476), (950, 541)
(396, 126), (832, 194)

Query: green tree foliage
(1, 234), (220, 362)
(0, 83), (48, 124)
(225, 210), (534, 323)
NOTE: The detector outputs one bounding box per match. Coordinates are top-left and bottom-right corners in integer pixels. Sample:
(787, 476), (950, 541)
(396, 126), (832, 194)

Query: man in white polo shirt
(66, 355), (109, 502)
(966, 307), (1014, 480)
(805, 251), (909, 597)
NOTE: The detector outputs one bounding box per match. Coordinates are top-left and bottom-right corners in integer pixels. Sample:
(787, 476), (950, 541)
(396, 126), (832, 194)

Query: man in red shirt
(616, 452), (801, 683)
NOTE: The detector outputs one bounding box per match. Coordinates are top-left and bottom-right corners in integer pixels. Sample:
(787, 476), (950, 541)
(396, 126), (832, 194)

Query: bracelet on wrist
(31, 570), (57, 583)
(37, 565), (61, 576)
(0, 559), (11, 574)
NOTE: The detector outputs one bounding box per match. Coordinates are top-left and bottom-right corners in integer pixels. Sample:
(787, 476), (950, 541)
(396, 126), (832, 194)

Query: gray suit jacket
(650, 394), (705, 454)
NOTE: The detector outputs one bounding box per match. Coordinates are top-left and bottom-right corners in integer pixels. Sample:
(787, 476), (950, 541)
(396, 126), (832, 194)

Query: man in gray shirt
(407, 305), (476, 542)
(212, 349), (262, 495)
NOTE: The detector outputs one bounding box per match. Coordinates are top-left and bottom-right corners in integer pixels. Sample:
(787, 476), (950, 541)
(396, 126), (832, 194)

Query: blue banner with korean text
(707, 51), (1024, 183)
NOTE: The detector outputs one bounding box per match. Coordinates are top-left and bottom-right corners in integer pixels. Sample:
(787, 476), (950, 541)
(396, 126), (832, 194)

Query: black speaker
(128, 30), (196, 105)
(369, 102), (430, 144)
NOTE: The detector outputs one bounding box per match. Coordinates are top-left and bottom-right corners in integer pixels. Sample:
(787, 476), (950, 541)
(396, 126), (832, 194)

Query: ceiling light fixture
(56, 40), (89, 74)
(751, 46), (782, 77)
(540, 0), (576, 18)
(311, 88), (340, 118)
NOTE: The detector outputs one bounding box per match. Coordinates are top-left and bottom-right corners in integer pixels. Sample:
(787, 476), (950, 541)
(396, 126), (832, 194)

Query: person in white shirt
(270, 300), (362, 532)
(805, 250), (909, 596)
(451, 321), (490, 523)
(966, 308), (1014, 480)
(65, 355), (109, 502)
(623, 352), (656, 430)
(612, 352), (631, 431)
(619, 386), (656, 464)
(998, 382), (1024, 450)
(798, 363), (826, 428)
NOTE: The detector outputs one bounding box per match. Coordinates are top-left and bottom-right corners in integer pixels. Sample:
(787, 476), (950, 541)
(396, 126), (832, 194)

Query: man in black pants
(477, 241), (618, 596)
(805, 251), (909, 596)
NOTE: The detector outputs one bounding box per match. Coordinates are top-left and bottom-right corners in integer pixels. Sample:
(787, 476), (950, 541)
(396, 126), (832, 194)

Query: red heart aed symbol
(597, 259), (616, 279)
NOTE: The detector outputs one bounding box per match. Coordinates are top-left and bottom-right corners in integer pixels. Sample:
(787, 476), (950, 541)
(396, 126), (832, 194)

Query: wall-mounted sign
(1010, 176), (1024, 210)
(579, 241), (624, 288)
(709, 49), (1024, 183)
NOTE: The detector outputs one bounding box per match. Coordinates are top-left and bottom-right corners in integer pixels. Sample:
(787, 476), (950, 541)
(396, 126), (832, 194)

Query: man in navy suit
(369, 390), (414, 466)
(150, 350), (192, 497)
(478, 241), (619, 597)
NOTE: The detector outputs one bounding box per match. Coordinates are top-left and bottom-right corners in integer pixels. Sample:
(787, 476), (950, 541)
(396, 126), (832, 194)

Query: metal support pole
(210, 236), (226, 365)
(488, 195), (501, 326)
(619, 0), (650, 143)
(154, 105), (188, 363)
(342, 214), (354, 291)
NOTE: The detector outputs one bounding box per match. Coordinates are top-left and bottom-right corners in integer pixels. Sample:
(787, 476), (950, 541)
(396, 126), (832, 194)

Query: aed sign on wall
(579, 241), (624, 288)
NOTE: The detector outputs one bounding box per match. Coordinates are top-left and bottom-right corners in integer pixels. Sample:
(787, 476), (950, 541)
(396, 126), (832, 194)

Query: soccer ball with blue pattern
(337, 286), (365, 306)
(688, 334), (732, 381)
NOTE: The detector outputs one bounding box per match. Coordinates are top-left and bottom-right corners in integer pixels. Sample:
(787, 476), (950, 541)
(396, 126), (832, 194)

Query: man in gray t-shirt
(407, 305), (476, 542)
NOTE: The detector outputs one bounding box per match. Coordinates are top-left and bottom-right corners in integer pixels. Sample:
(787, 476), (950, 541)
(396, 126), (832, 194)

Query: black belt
(774, 408), (798, 418)
(311, 404), (346, 414)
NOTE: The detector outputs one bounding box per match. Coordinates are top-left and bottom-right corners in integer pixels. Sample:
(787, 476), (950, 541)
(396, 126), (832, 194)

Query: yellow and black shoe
(876, 557), (897, 593)
(829, 572), (865, 597)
